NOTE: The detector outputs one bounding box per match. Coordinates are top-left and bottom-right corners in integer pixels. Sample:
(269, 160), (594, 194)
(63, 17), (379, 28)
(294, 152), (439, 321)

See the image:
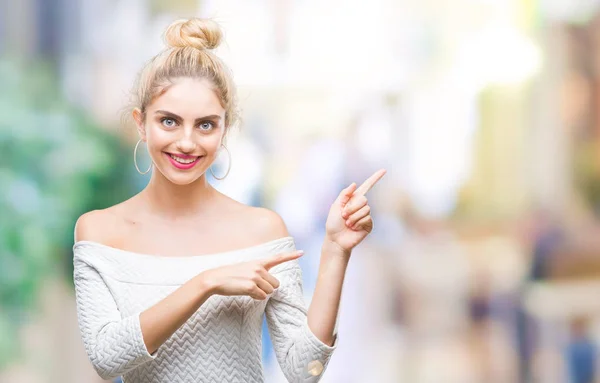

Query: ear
(132, 108), (147, 142)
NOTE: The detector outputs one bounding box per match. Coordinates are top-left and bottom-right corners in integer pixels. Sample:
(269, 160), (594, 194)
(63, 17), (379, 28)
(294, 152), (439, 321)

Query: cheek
(145, 124), (171, 144)
(198, 128), (225, 153)
(205, 134), (223, 150)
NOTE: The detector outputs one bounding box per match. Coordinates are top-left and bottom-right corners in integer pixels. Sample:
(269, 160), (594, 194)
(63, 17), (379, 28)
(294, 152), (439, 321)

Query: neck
(140, 170), (218, 220)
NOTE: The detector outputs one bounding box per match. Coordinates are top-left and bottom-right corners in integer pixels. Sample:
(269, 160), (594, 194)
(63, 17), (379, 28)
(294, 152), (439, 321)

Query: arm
(308, 170), (387, 346)
(264, 169), (386, 381)
(74, 255), (212, 380)
(73, 212), (214, 380)
(74, 210), (302, 380)
(306, 240), (349, 347)
(259, 210), (340, 382)
(265, 259), (339, 383)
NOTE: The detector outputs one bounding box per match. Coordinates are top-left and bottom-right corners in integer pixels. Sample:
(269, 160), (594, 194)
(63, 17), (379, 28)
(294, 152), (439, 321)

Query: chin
(154, 165), (207, 185)
(167, 176), (202, 186)
(170, 172), (206, 186)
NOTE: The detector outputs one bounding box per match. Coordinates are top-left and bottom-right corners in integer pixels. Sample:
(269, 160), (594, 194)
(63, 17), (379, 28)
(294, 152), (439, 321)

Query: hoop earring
(209, 145), (232, 180)
(134, 139), (152, 175)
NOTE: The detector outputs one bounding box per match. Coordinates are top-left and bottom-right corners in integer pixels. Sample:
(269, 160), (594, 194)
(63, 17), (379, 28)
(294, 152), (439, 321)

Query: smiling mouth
(164, 152), (204, 169)
(167, 153), (201, 164)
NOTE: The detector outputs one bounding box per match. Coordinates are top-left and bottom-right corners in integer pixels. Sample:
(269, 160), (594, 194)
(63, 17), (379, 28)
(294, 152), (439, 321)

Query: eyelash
(161, 118), (177, 128)
(160, 118), (215, 131)
(199, 121), (215, 131)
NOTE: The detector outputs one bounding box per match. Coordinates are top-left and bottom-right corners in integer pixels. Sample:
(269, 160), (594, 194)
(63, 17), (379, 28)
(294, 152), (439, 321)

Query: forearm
(140, 273), (214, 354)
(307, 239), (350, 346)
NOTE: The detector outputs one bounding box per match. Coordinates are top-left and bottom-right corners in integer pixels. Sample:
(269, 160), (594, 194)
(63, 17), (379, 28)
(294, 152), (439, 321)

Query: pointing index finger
(260, 250), (304, 270)
(354, 168), (387, 197)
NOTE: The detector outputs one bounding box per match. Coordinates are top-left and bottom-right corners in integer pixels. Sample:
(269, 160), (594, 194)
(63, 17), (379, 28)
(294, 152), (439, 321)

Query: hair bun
(164, 18), (222, 50)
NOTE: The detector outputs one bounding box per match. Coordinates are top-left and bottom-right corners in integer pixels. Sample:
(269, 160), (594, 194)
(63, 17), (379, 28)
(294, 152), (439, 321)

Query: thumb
(338, 182), (357, 207)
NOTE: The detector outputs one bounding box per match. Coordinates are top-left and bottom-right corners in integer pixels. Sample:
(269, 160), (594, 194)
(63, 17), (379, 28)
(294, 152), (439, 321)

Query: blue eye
(161, 118), (176, 127)
(199, 121), (214, 131)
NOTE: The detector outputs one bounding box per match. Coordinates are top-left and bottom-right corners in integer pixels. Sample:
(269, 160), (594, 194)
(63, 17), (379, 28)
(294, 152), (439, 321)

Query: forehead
(150, 78), (224, 116)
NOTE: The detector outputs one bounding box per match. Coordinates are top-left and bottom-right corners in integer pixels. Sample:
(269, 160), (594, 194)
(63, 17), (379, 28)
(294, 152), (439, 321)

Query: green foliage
(0, 58), (136, 369)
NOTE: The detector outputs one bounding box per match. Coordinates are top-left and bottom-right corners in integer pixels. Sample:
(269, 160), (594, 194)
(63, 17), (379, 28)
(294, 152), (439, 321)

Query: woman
(73, 17), (385, 383)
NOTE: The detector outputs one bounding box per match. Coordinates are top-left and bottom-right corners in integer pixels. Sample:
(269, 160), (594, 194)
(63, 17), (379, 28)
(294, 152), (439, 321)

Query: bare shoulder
(74, 204), (129, 244)
(211, 191), (291, 248)
(214, 192), (290, 241)
(75, 209), (108, 243)
(241, 206), (291, 243)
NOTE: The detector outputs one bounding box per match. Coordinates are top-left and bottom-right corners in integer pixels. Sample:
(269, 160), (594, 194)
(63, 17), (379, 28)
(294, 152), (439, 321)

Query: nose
(176, 128), (196, 154)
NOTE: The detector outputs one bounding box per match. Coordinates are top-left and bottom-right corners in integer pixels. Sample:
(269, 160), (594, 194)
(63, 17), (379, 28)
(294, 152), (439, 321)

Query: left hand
(325, 169), (387, 254)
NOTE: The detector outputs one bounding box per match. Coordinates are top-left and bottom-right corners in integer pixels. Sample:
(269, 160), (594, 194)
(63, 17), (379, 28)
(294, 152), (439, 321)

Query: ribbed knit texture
(73, 236), (337, 382)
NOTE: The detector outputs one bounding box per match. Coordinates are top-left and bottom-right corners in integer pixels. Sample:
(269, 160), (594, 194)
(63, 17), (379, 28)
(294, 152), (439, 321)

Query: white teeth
(169, 154), (197, 164)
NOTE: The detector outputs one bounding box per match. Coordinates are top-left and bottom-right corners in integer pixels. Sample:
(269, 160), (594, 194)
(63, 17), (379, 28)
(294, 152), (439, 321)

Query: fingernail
(297, 250), (304, 255)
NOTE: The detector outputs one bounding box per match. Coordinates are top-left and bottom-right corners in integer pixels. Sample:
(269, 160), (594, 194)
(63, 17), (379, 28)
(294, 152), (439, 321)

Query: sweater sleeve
(265, 260), (338, 382)
(73, 254), (157, 380)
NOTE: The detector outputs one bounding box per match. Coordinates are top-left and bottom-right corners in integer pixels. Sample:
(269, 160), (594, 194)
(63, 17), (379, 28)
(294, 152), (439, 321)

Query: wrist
(322, 237), (351, 259)
(194, 272), (217, 298)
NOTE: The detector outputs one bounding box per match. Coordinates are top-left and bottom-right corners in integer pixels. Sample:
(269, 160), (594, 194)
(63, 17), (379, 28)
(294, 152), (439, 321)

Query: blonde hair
(130, 18), (239, 131)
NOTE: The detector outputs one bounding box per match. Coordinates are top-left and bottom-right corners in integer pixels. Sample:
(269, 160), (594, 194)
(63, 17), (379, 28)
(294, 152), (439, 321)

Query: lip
(164, 152), (202, 170)
(167, 152), (197, 159)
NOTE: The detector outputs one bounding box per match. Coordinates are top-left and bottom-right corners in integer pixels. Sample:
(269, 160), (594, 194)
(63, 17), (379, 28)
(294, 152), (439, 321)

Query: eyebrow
(155, 110), (222, 123)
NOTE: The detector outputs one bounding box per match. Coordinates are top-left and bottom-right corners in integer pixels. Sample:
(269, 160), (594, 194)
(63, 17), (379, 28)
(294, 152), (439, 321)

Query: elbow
(82, 320), (154, 380)
(281, 356), (322, 383)
(89, 354), (121, 381)
(90, 362), (120, 380)
(96, 368), (120, 381)
(85, 344), (121, 380)
(280, 343), (331, 382)
(282, 361), (327, 383)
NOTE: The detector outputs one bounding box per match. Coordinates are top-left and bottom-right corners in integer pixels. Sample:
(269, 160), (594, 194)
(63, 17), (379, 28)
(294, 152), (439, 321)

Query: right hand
(201, 250), (304, 300)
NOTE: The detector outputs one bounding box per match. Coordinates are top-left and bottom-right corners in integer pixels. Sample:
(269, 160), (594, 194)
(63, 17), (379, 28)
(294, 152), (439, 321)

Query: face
(133, 78), (226, 185)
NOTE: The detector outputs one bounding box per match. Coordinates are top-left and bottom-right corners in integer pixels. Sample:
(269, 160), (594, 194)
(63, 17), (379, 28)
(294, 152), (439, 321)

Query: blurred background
(3, 0), (600, 382)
